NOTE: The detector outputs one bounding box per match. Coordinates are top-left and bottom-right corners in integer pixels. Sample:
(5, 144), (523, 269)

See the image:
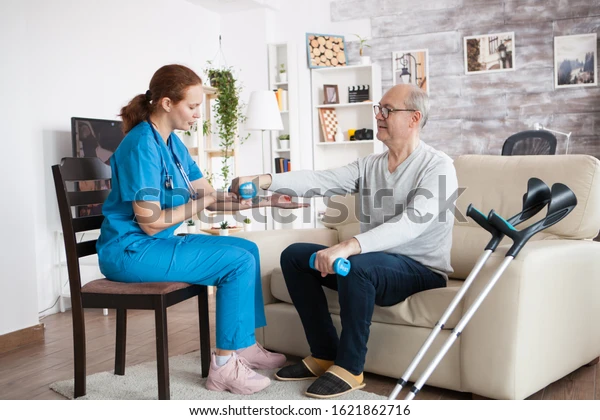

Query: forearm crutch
(402, 183), (577, 400)
(388, 177), (552, 400)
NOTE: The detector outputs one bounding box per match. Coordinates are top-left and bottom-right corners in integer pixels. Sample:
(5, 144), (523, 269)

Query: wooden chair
(52, 157), (211, 400)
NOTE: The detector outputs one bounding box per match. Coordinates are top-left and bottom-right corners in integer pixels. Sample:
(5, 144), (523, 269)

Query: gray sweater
(269, 141), (457, 278)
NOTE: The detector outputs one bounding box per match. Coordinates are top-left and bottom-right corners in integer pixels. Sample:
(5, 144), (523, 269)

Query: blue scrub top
(97, 121), (203, 257)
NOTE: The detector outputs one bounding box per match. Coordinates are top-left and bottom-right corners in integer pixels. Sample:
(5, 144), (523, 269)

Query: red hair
(119, 64), (202, 134)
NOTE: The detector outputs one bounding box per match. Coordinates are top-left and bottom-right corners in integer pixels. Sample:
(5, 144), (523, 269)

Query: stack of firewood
(308, 35), (346, 67)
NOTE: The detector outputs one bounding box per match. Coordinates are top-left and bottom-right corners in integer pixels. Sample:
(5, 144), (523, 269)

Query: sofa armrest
(236, 228), (339, 305)
(459, 239), (600, 399)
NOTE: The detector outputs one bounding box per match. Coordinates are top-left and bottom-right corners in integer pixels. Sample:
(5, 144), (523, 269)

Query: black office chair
(501, 130), (558, 156)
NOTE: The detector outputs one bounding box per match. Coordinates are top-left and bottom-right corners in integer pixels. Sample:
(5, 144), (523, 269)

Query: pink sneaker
(205, 353), (270, 395)
(236, 342), (287, 369)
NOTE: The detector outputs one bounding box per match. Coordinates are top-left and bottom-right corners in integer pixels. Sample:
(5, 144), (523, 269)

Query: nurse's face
(171, 84), (203, 131)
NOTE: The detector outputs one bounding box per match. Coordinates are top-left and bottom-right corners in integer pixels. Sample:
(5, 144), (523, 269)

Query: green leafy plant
(279, 63), (286, 74)
(354, 34), (371, 56)
(243, 217), (251, 224)
(186, 219), (195, 226)
(278, 134), (290, 140)
(202, 120), (211, 137)
(219, 221), (229, 229)
(204, 63), (249, 190)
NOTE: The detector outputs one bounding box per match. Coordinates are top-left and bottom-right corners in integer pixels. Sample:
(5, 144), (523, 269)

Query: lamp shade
(244, 90), (284, 131)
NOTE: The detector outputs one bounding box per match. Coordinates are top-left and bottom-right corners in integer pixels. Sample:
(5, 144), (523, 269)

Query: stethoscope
(148, 121), (198, 200)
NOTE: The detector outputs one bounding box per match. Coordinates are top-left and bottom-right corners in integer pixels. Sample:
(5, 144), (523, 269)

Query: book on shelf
(274, 157), (291, 173)
(273, 88), (288, 111)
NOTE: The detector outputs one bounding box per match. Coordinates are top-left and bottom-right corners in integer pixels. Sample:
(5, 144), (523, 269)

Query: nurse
(97, 64), (287, 395)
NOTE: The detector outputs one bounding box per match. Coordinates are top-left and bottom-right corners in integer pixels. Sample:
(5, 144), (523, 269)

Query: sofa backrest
(321, 155), (600, 279)
(451, 154), (600, 278)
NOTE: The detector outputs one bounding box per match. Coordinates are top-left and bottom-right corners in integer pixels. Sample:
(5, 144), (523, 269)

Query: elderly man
(232, 84), (458, 398)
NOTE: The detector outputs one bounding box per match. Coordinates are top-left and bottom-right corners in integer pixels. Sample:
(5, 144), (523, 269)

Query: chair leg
(115, 308), (127, 375)
(72, 308), (86, 398)
(155, 298), (170, 400)
(198, 287), (211, 378)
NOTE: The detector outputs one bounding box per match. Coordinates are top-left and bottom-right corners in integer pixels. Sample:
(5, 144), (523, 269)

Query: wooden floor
(1, 296), (598, 400)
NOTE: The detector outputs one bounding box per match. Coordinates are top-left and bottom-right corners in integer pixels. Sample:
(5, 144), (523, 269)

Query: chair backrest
(501, 130), (558, 156)
(52, 157), (112, 296)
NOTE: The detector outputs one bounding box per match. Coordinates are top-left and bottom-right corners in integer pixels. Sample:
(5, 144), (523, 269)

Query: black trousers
(280, 242), (446, 374)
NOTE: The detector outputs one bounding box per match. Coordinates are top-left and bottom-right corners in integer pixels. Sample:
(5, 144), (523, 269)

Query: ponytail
(119, 93), (152, 134)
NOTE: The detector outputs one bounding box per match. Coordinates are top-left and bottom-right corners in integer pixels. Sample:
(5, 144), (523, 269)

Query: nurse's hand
(252, 193), (309, 209)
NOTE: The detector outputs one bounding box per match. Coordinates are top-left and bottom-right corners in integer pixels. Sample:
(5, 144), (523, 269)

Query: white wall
(229, 1), (371, 172)
(0, 0), (220, 335)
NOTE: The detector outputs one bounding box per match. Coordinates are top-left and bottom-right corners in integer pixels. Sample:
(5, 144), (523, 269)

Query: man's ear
(411, 111), (422, 128)
(160, 97), (172, 112)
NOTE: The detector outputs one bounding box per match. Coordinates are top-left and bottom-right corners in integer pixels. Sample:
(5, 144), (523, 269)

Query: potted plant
(204, 64), (249, 190)
(354, 34), (371, 65)
(243, 217), (252, 232)
(278, 63), (287, 83)
(186, 219), (196, 234)
(219, 220), (230, 236)
(278, 134), (290, 150)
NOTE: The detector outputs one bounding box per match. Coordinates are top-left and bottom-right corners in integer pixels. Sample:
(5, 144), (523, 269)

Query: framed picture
(392, 49), (429, 93)
(323, 84), (339, 104)
(554, 33), (597, 89)
(318, 108), (338, 142)
(464, 32), (515, 74)
(306, 33), (347, 68)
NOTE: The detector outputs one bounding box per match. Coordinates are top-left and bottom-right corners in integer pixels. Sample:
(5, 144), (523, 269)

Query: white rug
(50, 351), (386, 400)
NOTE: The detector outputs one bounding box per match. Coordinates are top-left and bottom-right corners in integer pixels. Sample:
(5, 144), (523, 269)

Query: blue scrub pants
(100, 234), (266, 350)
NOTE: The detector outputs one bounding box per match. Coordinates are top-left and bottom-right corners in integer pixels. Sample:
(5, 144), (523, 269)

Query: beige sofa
(238, 154), (600, 399)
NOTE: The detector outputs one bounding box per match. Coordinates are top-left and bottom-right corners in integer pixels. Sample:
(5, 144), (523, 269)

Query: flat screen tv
(70, 117), (125, 217)
(71, 117), (124, 163)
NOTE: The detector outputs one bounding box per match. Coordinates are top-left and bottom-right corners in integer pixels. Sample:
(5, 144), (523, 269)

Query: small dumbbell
(309, 253), (351, 277)
(229, 182), (258, 199)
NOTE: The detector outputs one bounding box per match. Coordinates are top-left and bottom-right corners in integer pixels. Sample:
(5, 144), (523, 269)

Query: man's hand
(231, 174), (273, 205)
(313, 238), (361, 277)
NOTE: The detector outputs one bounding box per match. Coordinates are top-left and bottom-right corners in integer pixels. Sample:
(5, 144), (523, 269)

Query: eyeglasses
(373, 104), (416, 119)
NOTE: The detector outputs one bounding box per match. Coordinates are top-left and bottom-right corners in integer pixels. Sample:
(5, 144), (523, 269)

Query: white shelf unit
(267, 42), (306, 230)
(310, 64), (383, 227)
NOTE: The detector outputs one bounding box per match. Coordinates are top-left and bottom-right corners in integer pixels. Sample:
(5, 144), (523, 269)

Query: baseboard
(0, 324), (45, 354)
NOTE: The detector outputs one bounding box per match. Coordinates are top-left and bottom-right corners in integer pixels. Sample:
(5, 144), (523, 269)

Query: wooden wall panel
(331, 0), (600, 158)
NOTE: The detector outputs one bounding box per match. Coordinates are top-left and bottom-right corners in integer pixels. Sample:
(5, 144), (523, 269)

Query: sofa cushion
(270, 267), (464, 329)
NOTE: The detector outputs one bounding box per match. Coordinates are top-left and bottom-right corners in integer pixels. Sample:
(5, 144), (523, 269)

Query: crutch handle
(467, 178), (552, 253)
(467, 205), (505, 251)
(488, 183), (577, 257)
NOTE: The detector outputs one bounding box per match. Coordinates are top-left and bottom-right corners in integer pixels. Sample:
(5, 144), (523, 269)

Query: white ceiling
(187, 0), (280, 14)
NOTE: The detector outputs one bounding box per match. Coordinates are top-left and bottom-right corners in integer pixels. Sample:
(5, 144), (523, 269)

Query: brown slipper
(305, 365), (366, 399)
(275, 356), (327, 381)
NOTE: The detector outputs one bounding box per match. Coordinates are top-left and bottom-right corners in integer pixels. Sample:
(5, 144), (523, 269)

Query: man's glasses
(373, 104), (416, 119)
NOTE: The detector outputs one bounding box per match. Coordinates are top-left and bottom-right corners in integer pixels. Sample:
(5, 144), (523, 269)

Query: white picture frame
(464, 32), (515, 75)
(554, 33), (598, 89)
(392, 49), (429, 93)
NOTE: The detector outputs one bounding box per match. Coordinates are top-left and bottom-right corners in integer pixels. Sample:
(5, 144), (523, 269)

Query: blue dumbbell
(229, 182), (258, 199)
(309, 253), (351, 277)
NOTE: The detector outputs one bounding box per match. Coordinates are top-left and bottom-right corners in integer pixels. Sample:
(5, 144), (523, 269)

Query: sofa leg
(585, 357), (599, 367)
(471, 393), (493, 400)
